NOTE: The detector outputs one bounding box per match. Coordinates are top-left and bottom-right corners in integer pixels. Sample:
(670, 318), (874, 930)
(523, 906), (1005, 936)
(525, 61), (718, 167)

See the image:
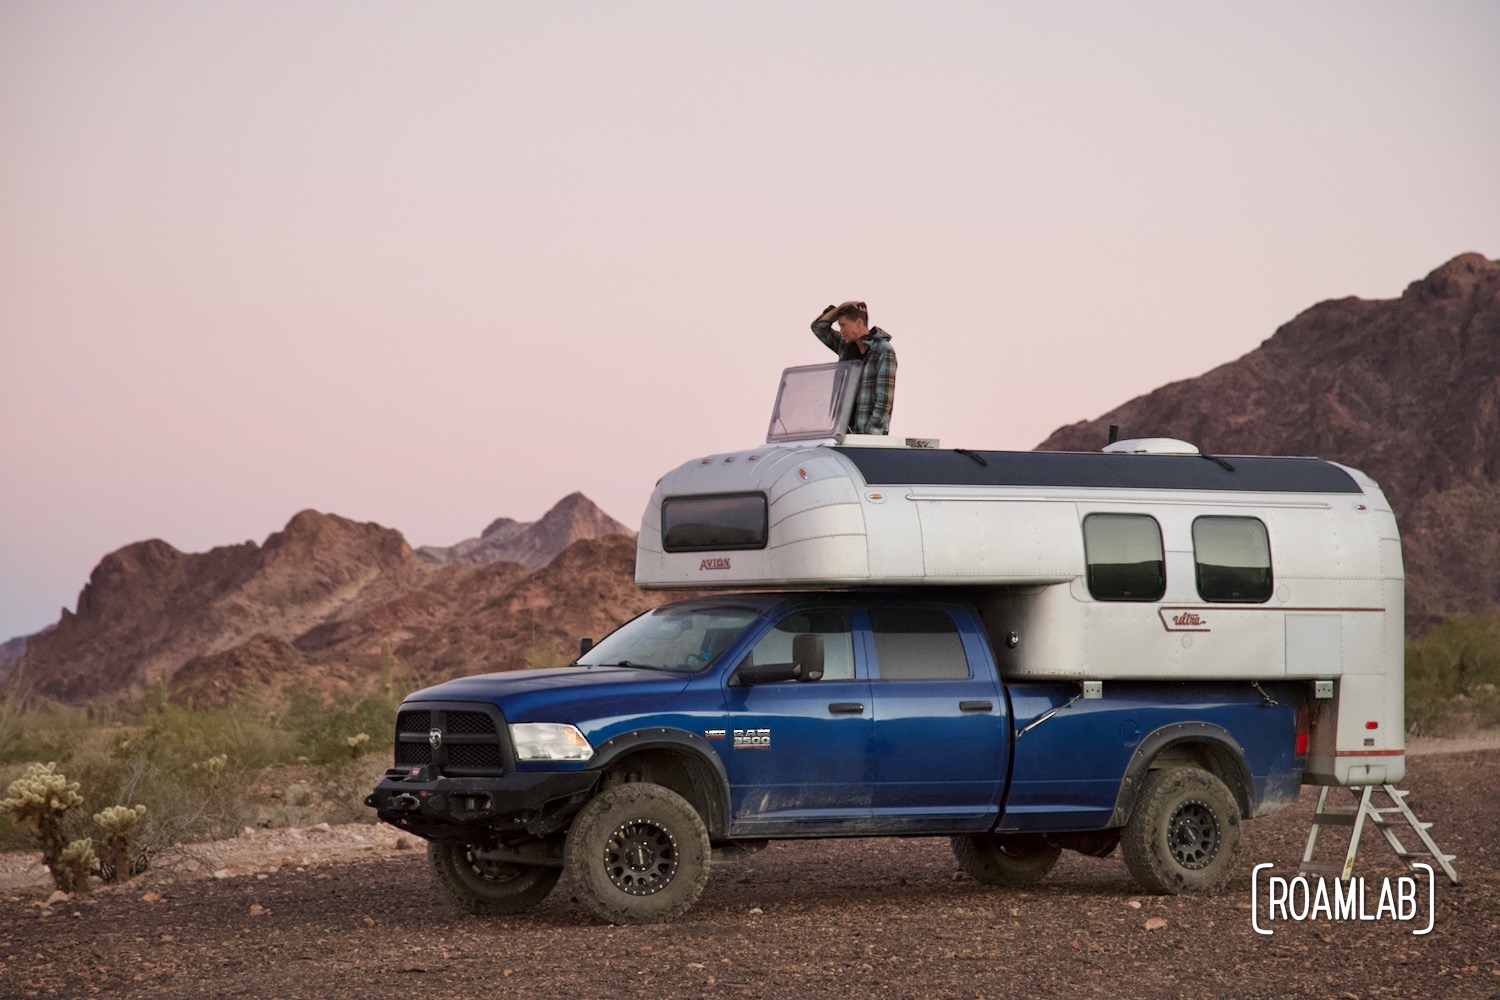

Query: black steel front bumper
(366, 764), (600, 843)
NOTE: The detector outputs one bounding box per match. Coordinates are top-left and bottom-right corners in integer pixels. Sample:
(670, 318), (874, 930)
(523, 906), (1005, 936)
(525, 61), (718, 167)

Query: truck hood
(403, 666), (694, 722)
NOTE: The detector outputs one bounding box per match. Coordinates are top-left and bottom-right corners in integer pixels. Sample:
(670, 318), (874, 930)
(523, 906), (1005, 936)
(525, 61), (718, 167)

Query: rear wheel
(1120, 767), (1242, 895)
(429, 841), (562, 915)
(565, 783), (710, 925)
(951, 832), (1062, 887)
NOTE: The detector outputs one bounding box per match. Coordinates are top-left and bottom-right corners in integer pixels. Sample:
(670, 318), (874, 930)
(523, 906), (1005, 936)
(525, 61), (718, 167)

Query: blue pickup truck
(369, 589), (1309, 924)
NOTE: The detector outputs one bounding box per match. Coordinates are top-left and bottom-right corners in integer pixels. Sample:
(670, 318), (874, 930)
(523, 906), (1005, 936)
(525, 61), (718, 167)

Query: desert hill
(0, 636), (26, 684)
(11, 496), (639, 705)
(1039, 252), (1500, 627)
(416, 492), (632, 570)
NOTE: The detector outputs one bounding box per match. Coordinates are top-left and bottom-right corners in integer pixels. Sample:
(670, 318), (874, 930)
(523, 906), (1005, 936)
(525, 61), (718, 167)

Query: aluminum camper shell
(635, 365), (1406, 787)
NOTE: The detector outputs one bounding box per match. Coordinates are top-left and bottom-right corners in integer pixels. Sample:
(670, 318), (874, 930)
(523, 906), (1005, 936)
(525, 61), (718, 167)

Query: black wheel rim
(603, 817), (679, 895)
(1167, 798), (1220, 870)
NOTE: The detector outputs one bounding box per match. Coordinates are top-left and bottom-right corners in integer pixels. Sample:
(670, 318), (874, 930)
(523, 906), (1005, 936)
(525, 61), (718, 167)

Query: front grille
(396, 742), (432, 765)
(447, 743), (504, 768)
(397, 710), (431, 733)
(446, 711), (496, 735)
(392, 703), (506, 774)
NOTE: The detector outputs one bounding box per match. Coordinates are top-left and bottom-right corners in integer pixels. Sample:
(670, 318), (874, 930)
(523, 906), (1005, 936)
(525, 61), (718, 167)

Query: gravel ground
(2, 747), (1496, 999)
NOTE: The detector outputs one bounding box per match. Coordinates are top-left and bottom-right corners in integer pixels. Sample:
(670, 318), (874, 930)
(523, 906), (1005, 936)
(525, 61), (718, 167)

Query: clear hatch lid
(765, 360), (863, 443)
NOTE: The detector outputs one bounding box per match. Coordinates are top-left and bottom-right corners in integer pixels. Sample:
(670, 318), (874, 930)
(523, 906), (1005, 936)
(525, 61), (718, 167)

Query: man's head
(833, 300), (869, 343)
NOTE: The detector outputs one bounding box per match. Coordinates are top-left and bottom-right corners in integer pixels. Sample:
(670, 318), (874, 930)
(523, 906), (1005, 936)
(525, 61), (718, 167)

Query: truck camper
(637, 360), (1407, 789)
(370, 360), (1420, 924)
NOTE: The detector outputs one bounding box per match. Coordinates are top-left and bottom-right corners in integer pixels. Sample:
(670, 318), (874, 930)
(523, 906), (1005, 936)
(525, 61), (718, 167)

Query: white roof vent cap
(1102, 437), (1201, 456)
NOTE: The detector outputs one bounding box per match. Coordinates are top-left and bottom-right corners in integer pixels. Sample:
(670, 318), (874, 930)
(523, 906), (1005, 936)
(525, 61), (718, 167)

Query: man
(812, 300), (897, 435)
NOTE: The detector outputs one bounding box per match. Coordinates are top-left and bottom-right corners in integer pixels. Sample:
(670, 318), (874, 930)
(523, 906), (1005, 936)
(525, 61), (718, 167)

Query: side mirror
(733, 660), (804, 686)
(578, 637), (594, 656)
(792, 634), (824, 682)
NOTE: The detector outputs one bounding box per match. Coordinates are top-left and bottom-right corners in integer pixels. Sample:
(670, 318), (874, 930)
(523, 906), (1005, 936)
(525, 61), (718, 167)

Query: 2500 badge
(733, 728), (771, 750)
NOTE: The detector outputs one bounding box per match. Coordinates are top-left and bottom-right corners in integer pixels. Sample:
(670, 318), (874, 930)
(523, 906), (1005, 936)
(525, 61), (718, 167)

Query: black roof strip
(832, 448), (1362, 494)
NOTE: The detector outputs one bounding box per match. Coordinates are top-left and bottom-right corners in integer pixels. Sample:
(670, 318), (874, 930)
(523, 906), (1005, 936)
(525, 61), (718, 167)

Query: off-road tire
(565, 783), (711, 925)
(951, 832), (1062, 887)
(429, 841), (562, 915)
(1120, 767), (1242, 895)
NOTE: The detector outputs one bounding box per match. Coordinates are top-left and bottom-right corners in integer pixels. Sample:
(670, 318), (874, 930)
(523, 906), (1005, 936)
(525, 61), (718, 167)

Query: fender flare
(589, 728), (731, 837)
(1108, 722), (1254, 827)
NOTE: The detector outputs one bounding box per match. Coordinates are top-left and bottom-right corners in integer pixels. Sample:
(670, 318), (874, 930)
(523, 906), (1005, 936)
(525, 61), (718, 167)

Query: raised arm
(811, 304), (842, 354)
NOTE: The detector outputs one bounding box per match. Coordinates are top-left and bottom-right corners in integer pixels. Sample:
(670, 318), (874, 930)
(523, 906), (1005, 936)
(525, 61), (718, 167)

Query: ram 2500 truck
(369, 590), (1309, 924)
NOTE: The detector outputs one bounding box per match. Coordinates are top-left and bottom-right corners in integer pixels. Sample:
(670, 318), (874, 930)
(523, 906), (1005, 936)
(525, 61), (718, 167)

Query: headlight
(509, 722), (594, 761)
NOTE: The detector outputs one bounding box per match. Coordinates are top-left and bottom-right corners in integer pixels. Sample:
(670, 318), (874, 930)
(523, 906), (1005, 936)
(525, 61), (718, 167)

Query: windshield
(577, 604), (762, 674)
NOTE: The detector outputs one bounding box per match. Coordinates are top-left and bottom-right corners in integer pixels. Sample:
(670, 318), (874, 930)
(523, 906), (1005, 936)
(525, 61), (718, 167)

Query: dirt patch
(2, 751), (1496, 999)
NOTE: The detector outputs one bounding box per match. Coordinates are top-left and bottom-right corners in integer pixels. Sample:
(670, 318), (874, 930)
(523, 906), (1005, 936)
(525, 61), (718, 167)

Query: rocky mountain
(1039, 253), (1500, 628)
(170, 534), (659, 709)
(9, 497), (651, 706)
(416, 492), (632, 570)
(0, 635), (27, 684)
(12, 511), (433, 702)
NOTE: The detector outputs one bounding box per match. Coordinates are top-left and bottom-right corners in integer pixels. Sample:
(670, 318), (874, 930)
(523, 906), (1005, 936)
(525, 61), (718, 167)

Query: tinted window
(1083, 514), (1166, 602)
(1193, 517), (1273, 603)
(661, 493), (767, 552)
(744, 609), (855, 681)
(869, 607), (970, 681)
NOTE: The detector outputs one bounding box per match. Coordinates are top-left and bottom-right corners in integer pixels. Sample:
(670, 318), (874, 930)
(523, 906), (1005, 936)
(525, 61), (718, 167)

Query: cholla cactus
(345, 732), (371, 759)
(1, 762), (85, 891)
(190, 753), (228, 780)
(93, 804), (148, 884)
(55, 838), (96, 894)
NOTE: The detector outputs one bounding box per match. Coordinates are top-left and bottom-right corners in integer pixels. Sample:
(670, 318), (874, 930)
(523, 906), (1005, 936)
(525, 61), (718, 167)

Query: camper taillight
(1294, 704), (1311, 757)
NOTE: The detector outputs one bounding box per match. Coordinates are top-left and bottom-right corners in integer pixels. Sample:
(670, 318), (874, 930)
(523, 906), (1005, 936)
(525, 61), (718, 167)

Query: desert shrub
(282, 686), (397, 766)
(1405, 613), (1500, 736)
(60, 706), (288, 870)
(524, 637), (573, 670)
(0, 698), (91, 765)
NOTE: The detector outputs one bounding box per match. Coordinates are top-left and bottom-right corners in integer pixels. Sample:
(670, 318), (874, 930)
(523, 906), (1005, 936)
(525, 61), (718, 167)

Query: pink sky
(2, 2), (1498, 642)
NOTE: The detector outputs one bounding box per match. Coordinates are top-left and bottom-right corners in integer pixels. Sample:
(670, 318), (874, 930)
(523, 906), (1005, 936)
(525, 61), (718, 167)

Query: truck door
(865, 604), (1009, 832)
(721, 607), (874, 834)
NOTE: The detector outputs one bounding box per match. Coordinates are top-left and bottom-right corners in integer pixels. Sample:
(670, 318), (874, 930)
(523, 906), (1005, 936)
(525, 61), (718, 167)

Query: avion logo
(699, 557), (732, 571)
(1173, 612), (1204, 627)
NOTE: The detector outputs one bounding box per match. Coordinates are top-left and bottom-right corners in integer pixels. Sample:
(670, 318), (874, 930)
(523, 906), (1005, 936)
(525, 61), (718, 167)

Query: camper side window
(1193, 516), (1273, 603)
(1082, 514), (1166, 602)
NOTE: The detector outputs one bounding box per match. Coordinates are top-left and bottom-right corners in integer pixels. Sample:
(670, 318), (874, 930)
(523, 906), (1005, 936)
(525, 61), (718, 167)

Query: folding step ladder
(1299, 784), (1459, 884)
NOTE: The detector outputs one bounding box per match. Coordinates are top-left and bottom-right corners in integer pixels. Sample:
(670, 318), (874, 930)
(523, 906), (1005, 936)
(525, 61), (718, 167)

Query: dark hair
(834, 300), (868, 325)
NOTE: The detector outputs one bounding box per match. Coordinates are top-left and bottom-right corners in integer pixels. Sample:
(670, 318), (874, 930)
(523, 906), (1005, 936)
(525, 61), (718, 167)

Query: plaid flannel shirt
(811, 317), (897, 435)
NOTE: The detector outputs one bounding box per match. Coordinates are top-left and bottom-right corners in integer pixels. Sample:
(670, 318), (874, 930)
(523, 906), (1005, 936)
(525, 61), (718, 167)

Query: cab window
(742, 609), (855, 681)
(869, 607), (970, 681)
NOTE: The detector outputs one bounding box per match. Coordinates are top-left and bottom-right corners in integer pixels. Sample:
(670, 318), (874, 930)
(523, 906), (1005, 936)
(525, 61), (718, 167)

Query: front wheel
(429, 841), (562, 915)
(565, 783), (710, 925)
(951, 832), (1062, 887)
(1120, 767), (1242, 895)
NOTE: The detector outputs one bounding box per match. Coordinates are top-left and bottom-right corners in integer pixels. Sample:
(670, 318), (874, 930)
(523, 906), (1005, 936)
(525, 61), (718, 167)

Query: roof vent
(1102, 437), (1200, 456)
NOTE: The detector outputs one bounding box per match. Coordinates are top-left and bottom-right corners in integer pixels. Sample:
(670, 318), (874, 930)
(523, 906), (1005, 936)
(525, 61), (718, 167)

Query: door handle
(959, 700), (994, 712)
(828, 702), (865, 715)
